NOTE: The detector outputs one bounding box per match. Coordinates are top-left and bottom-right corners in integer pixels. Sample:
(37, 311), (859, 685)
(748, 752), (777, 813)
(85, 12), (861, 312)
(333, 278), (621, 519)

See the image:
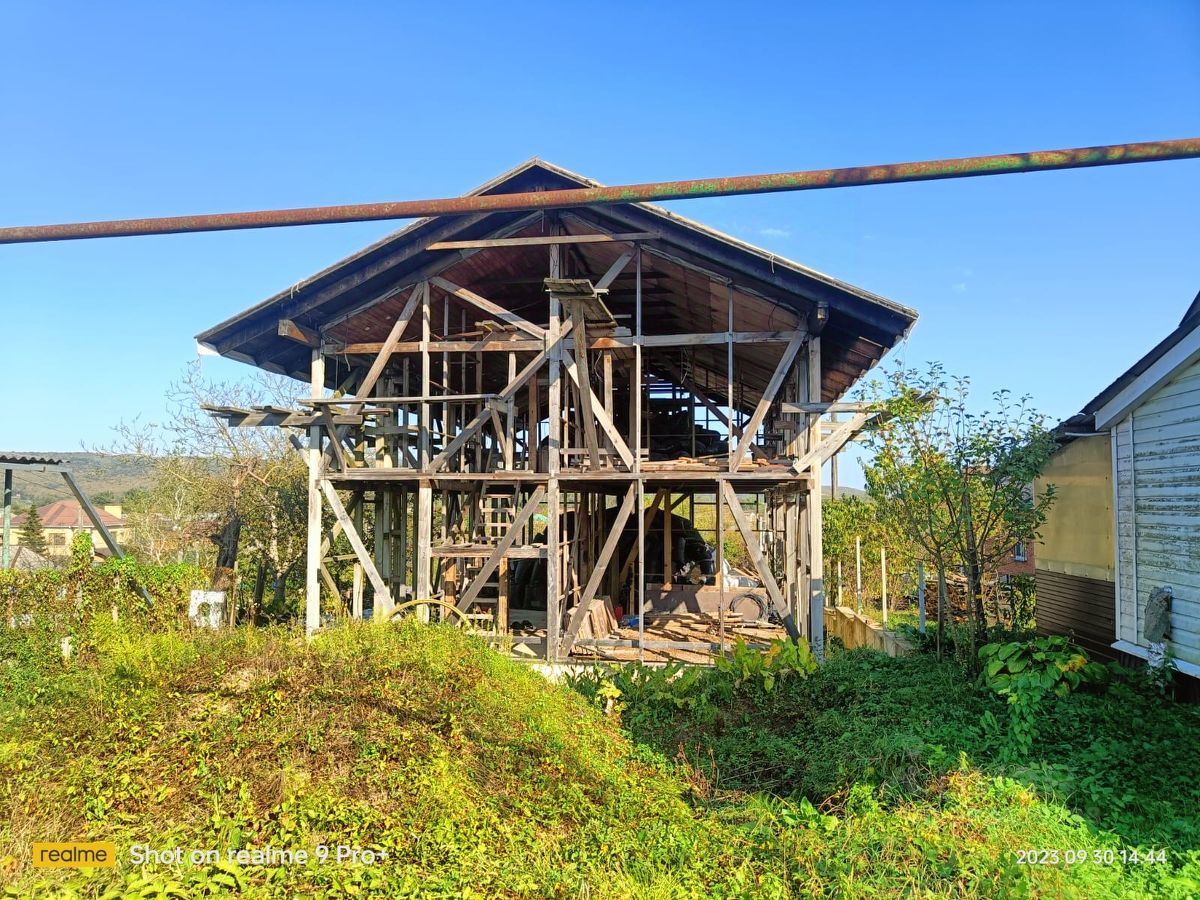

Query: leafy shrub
(978, 636), (1108, 757)
(714, 637), (817, 692)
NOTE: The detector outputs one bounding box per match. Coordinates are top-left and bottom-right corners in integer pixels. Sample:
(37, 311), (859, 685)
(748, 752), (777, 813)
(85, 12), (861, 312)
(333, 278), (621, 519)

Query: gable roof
(197, 159), (917, 402)
(1057, 290), (1200, 437)
(11, 499), (125, 529)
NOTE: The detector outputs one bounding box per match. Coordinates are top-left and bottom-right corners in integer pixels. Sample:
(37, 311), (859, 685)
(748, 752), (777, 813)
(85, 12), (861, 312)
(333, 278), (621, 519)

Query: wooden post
(634, 245), (643, 474)
(305, 348), (325, 637)
(419, 282), (431, 470)
(829, 411), (839, 499)
(937, 566), (948, 659)
(918, 560), (926, 634)
(352, 493), (365, 619)
(881, 545), (888, 626)
(726, 283), (734, 465)
(806, 335), (824, 660)
(855, 535), (863, 613)
(546, 241), (562, 660)
(635, 245), (644, 662)
(416, 480), (432, 601)
(2, 468), (11, 570)
(715, 479), (725, 600)
(663, 494), (673, 587)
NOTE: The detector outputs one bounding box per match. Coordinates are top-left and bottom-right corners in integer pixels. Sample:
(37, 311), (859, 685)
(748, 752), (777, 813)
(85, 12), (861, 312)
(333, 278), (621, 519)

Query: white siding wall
(1120, 357), (1200, 665)
(1114, 417), (1136, 643)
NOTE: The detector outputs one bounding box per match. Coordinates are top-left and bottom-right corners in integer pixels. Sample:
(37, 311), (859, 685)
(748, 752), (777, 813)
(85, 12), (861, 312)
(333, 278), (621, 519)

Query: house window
(1013, 542), (1027, 562)
(50, 533), (66, 546)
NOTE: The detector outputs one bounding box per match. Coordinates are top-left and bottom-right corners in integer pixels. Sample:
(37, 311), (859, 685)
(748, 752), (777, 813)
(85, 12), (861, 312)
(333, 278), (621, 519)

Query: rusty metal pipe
(2, 138), (1198, 244)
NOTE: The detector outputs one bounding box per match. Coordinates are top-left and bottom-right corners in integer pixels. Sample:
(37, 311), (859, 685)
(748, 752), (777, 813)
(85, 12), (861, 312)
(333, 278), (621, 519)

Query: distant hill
(824, 485), (869, 501)
(1, 451), (154, 508)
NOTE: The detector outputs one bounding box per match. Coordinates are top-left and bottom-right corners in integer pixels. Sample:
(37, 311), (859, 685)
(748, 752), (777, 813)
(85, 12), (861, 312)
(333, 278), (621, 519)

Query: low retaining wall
(824, 605), (915, 657)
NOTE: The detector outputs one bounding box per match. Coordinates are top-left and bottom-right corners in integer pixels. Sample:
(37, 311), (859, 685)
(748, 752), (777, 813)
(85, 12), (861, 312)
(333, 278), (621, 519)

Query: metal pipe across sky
(1, 138), (1198, 244)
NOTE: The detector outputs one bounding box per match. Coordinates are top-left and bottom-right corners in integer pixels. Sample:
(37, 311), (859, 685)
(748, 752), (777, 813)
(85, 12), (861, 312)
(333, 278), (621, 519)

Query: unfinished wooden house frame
(197, 160), (916, 662)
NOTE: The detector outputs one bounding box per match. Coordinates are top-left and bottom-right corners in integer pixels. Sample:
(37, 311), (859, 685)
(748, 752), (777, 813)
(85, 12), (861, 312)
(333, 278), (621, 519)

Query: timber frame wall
(273, 227), (872, 663)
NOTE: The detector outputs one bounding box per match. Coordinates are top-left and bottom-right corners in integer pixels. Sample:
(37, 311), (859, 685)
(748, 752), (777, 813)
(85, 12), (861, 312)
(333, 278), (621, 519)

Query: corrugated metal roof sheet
(0, 453), (65, 467)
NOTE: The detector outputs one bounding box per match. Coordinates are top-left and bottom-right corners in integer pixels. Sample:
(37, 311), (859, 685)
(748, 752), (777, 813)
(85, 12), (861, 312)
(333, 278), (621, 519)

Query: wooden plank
(721, 480), (786, 613)
(730, 331), (806, 471)
(562, 484), (638, 655)
(431, 276), (546, 340)
(456, 486), (546, 610)
(278, 318), (319, 347)
(427, 232), (658, 251)
(320, 479), (393, 609)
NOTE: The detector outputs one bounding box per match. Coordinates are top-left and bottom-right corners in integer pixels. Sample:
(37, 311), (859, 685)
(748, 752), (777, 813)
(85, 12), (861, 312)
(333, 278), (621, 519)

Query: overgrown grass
(2, 620), (1199, 897)
(575, 645), (1200, 897)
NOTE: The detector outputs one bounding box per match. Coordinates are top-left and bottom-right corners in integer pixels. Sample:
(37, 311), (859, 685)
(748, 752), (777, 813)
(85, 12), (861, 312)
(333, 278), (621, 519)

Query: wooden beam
(320, 479), (392, 608)
(61, 469), (157, 608)
(326, 331), (793, 356)
(455, 486), (546, 611)
(546, 241), (563, 662)
(781, 401), (871, 415)
(319, 406), (348, 471)
(594, 250), (635, 291)
(277, 318), (320, 347)
(561, 484), (638, 656)
(730, 331), (806, 471)
(806, 336), (825, 660)
(358, 284), (423, 402)
(720, 480), (786, 613)
(305, 348), (324, 636)
(431, 276), (546, 340)
(566, 307), (602, 469)
(416, 480), (432, 600)
(788, 411), (872, 474)
(427, 232), (657, 251)
(60, 471), (125, 560)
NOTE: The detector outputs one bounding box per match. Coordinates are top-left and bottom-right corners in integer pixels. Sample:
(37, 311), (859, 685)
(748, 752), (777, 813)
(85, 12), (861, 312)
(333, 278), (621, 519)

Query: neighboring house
(9, 500), (130, 559)
(1036, 294), (1200, 677)
(996, 539), (1035, 580)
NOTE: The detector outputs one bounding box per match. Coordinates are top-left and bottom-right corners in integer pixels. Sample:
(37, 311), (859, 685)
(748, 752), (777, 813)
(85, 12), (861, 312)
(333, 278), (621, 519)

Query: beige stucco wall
(1035, 434), (1114, 581)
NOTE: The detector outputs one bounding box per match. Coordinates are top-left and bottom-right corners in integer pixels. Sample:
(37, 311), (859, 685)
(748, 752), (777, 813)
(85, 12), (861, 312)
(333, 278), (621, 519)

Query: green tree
(18, 502), (48, 556)
(109, 361), (310, 623)
(862, 364), (1057, 654)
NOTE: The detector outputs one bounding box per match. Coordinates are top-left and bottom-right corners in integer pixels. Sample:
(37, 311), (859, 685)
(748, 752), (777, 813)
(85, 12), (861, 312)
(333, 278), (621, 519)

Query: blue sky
(2, 1), (1198, 487)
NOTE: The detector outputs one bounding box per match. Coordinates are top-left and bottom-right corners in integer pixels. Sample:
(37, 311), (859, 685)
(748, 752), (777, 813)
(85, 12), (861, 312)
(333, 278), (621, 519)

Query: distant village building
(9, 500), (130, 559)
(1036, 293), (1200, 679)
